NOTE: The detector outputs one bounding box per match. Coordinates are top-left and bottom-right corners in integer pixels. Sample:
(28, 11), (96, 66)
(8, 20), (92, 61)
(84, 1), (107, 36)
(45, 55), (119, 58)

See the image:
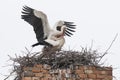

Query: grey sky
(0, 0), (120, 79)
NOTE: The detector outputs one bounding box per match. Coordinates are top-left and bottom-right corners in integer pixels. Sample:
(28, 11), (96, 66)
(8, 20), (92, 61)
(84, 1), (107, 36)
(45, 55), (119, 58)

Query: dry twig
(98, 33), (118, 63)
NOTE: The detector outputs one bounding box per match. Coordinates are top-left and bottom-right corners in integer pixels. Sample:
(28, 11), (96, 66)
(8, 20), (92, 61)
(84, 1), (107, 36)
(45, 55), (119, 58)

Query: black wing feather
(65, 30), (73, 35)
(66, 28), (75, 32)
(21, 6), (44, 42)
(64, 21), (76, 37)
(65, 32), (71, 37)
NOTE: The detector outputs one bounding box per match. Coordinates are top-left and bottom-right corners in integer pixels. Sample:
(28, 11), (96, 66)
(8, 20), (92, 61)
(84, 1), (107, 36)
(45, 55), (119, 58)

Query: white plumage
(21, 6), (76, 51)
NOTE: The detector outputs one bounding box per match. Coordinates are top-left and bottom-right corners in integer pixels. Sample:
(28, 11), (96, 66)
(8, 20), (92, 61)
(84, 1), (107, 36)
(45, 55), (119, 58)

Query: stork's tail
(32, 41), (53, 47)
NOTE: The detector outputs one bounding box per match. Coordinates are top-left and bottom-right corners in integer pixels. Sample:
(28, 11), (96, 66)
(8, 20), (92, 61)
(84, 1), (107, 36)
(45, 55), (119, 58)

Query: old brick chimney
(22, 64), (112, 80)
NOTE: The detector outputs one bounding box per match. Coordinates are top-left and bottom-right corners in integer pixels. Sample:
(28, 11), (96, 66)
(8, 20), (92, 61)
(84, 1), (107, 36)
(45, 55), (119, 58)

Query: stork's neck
(60, 26), (66, 36)
(55, 27), (65, 39)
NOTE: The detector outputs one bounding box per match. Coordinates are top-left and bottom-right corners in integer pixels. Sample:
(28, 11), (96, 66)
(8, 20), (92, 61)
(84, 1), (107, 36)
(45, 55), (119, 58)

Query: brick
(43, 64), (51, 70)
(99, 70), (112, 75)
(93, 70), (101, 74)
(61, 78), (66, 80)
(83, 66), (88, 70)
(106, 70), (112, 75)
(102, 78), (112, 80)
(88, 79), (94, 80)
(105, 76), (113, 80)
(76, 70), (84, 74)
(70, 78), (76, 80)
(65, 73), (71, 78)
(32, 67), (40, 73)
(32, 77), (39, 80)
(46, 66), (51, 70)
(66, 69), (71, 73)
(79, 66), (84, 70)
(75, 65), (79, 69)
(61, 73), (65, 77)
(35, 64), (43, 68)
(100, 71), (106, 74)
(87, 74), (96, 79)
(62, 69), (67, 73)
(53, 69), (59, 74)
(43, 77), (52, 80)
(68, 78), (73, 80)
(34, 73), (43, 77)
(97, 74), (106, 79)
(42, 69), (48, 73)
(23, 67), (33, 71)
(49, 70), (55, 74)
(44, 73), (51, 77)
(22, 77), (32, 80)
(23, 71), (34, 77)
(85, 70), (93, 74)
(40, 77), (44, 80)
(78, 74), (87, 78)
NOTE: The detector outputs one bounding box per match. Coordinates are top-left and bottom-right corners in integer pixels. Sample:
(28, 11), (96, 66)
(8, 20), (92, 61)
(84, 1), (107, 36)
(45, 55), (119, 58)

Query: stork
(21, 6), (76, 51)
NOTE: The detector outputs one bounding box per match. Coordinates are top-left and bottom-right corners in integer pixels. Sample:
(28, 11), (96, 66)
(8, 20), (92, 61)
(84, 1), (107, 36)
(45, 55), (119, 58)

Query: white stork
(21, 6), (76, 51)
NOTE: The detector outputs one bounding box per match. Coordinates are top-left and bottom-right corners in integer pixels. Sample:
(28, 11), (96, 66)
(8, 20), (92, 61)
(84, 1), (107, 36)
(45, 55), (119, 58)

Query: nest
(10, 47), (103, 67)
(5, 47), (107, 80)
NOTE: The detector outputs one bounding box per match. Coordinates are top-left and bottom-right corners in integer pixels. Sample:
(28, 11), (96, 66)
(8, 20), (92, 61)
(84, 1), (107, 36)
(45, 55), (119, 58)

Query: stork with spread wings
(21, 6), (76, 51)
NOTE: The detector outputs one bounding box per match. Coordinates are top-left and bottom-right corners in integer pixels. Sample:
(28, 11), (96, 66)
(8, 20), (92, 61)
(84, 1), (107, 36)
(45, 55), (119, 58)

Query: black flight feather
(67, 28), (75, 32)
(21, 6), (51, 47)
(65, 30), (73, 35)
(65, 32), (71, 37)
(64, 21), (76, 37)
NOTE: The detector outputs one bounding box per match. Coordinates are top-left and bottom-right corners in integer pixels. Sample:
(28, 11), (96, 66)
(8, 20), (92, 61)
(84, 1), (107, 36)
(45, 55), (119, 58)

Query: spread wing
(64, 21), (76, 37)
(21, 6), (50, 42)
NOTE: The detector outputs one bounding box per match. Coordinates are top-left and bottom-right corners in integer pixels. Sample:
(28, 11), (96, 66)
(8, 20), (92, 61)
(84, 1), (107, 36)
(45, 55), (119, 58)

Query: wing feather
(21, 6), (49, 42)
(66, 28), (75, 32)
(64, 21), (76, 37)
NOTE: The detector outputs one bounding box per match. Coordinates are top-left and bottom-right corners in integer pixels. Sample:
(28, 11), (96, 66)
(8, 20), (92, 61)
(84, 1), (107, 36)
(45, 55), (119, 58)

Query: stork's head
(54, 21), (65, 31)
(54, 20), (76, 37)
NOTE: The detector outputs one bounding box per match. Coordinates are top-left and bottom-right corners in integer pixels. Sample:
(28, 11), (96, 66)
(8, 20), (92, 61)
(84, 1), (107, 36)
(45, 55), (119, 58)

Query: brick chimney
(22, 64), (112, 80)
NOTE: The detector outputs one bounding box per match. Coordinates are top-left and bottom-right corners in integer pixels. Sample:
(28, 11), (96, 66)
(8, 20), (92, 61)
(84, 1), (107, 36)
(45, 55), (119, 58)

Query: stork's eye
(56, 26), (61, 31)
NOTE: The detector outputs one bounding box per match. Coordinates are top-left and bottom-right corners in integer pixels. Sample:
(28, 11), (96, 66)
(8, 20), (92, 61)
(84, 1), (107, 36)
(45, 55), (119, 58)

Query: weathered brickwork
(22, 64), (112, 80)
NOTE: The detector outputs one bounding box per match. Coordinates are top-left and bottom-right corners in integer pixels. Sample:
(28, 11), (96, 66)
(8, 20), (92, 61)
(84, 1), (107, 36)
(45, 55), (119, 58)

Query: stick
(98, 33), (118, 63)
(4, 70), (15, 80)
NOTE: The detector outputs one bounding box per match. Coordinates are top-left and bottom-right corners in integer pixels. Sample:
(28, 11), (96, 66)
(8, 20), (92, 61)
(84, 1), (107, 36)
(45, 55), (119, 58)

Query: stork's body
(45, 30), (65, 50)
(21, 6), (76, 51)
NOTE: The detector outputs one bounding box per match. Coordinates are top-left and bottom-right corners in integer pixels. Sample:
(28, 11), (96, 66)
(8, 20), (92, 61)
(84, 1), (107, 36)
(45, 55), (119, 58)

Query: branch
(98, 33), (118, 63)
(4, 70), (15, 80)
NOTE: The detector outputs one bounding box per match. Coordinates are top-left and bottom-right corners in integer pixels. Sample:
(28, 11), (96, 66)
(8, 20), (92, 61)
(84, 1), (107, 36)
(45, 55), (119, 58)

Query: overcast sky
(0, 0), (120, 79)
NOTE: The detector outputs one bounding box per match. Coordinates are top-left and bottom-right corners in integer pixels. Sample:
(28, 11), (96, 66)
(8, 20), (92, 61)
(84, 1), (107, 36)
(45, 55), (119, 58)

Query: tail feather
(32, 41), (53, 47)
